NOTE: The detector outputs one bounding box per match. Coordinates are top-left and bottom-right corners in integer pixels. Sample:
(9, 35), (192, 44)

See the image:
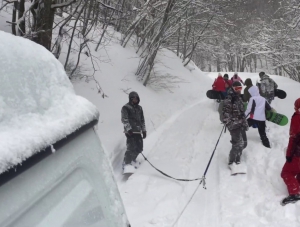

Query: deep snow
(1, 6), (300, 226)
(72, 33), (300, 226)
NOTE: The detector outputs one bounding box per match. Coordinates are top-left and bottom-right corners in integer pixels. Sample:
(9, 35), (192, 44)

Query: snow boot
(261, 137), (271, 148)
(280, 194), (300, 206)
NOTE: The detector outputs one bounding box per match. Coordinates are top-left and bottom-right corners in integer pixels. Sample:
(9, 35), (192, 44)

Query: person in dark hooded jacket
(280, 98), (300, 204)
(121, 91), (146, 173)
(243, 78), (253, 103)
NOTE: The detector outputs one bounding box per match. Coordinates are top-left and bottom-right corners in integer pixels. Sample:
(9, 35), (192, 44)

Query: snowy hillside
(2, 7), (300, 226)
(71, 32), (300, 226)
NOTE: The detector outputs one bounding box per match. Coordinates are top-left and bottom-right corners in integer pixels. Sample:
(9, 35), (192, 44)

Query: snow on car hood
(0, 31), (99, 174)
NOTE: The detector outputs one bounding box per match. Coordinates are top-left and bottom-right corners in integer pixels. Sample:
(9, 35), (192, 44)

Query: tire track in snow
(179, 101), (222, 227)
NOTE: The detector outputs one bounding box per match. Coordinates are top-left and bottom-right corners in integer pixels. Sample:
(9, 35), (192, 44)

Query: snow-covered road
(118, 73), (300, 227)
(120, 98), (224, 227)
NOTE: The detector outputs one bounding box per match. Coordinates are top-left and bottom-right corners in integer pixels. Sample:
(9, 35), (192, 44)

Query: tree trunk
(12, 1), (17, 35)
(32, 0), (55, 50)
(216, 57), (220, 72)
(18, 0), (26, 35)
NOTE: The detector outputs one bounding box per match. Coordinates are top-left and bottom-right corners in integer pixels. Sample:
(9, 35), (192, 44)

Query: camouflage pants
(228, 128), (247, 164)
(218, 101), (224, 122)
(124, 134), (143, 165)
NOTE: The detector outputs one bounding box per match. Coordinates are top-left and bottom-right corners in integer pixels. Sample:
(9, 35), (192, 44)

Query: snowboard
(229, 163), (247, 175)
(265, 111), (288, 126)
(122, 160), (141, 175)
(206, 90), (244, 101)
(206, 90), (225, 100)
(275, 89), (287, 99)
(244, 103), (288, 126)
(123, 164), (136, 175)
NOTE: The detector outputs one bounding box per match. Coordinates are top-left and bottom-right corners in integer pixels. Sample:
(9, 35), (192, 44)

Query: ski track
(121, 98), (223, 227)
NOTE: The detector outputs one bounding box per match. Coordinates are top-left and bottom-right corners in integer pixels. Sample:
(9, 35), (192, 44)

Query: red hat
(295, 98), (300, 109)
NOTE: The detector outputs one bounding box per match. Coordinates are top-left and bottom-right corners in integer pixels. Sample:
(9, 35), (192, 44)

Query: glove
(127, 129), (133, 136)
(142, 131), (147, 139)
(271, 108), (277, 113)
(286, 156), (292, 163)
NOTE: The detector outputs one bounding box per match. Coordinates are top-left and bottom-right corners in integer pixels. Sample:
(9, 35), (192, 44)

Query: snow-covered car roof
(0, 31), (99, 174)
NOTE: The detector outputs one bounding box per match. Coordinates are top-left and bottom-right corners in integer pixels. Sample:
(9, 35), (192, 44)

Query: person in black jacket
(121, 91), (146, 172)
(243, 78), (253, 103)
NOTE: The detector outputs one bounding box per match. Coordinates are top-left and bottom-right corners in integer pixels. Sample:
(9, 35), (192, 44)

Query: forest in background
(1, 0), (299, 84)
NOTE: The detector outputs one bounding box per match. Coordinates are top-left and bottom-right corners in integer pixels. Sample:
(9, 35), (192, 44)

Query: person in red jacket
(223, 74), (232, 94)
(280, 98), (300, 205)
(212, 73), (226, 96)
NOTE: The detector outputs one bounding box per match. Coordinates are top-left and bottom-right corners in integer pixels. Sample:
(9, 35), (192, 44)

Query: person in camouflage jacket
(121, 91), (146, 168)
(223, 81), (248, 166)
(257, 72), (278, 104)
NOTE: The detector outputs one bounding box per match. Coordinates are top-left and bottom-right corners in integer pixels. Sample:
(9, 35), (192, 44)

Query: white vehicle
(0, 31), (130, 227)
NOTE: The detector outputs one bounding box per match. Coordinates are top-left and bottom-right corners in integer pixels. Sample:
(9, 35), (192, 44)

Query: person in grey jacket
(121, 91), (146, 171)
(257, 72), (278, 104)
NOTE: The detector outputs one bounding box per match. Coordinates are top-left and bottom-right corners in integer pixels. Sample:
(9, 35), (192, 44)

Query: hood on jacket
(248, 86), (260, 97)
(216, 76), (225, 81)
(260, 74), (270, 81)
(129, 91), (140, 104)
(245, 78), (253, 87)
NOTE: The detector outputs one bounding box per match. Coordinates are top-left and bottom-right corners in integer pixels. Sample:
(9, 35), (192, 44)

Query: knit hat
(218, 73), (222, 77)
(232, 81), (242, 87)
(295, 98), (300, 110)
(259, 72), (265, 77)
(223, 74), (229, 79)
(244, 78), (253, 86)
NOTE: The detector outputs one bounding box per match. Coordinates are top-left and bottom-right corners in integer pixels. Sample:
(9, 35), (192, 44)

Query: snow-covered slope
(72, 32), (300, 226)
(2, 8), (300, 225)
(120, 72), (300, 227)
(72, 36), (212, 173)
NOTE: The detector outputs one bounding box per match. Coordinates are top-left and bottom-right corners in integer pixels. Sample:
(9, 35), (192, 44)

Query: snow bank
(0, 31), (99, 174)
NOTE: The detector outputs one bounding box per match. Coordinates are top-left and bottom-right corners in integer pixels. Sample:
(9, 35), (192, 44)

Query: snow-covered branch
(51, 0), (77, 9)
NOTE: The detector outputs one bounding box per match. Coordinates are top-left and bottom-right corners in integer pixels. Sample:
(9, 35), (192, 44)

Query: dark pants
(256, 120), (267, 140)
(124, 134), (143, 165)
(248, 119), (270, 146)
(228, 128), (247, 164)
(218, 100), (224, 122)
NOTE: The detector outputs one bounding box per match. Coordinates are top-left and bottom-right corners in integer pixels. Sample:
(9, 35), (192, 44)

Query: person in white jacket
(245, 86), (272, 148)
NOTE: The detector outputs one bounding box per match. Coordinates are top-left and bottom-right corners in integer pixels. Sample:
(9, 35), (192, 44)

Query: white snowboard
(229, 163), (247, 175)
(123, 164), (136, 175)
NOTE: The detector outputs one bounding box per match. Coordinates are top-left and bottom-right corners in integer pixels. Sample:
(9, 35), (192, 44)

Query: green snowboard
(244, 103), (288, 126)
(265, 111), (288, 126)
